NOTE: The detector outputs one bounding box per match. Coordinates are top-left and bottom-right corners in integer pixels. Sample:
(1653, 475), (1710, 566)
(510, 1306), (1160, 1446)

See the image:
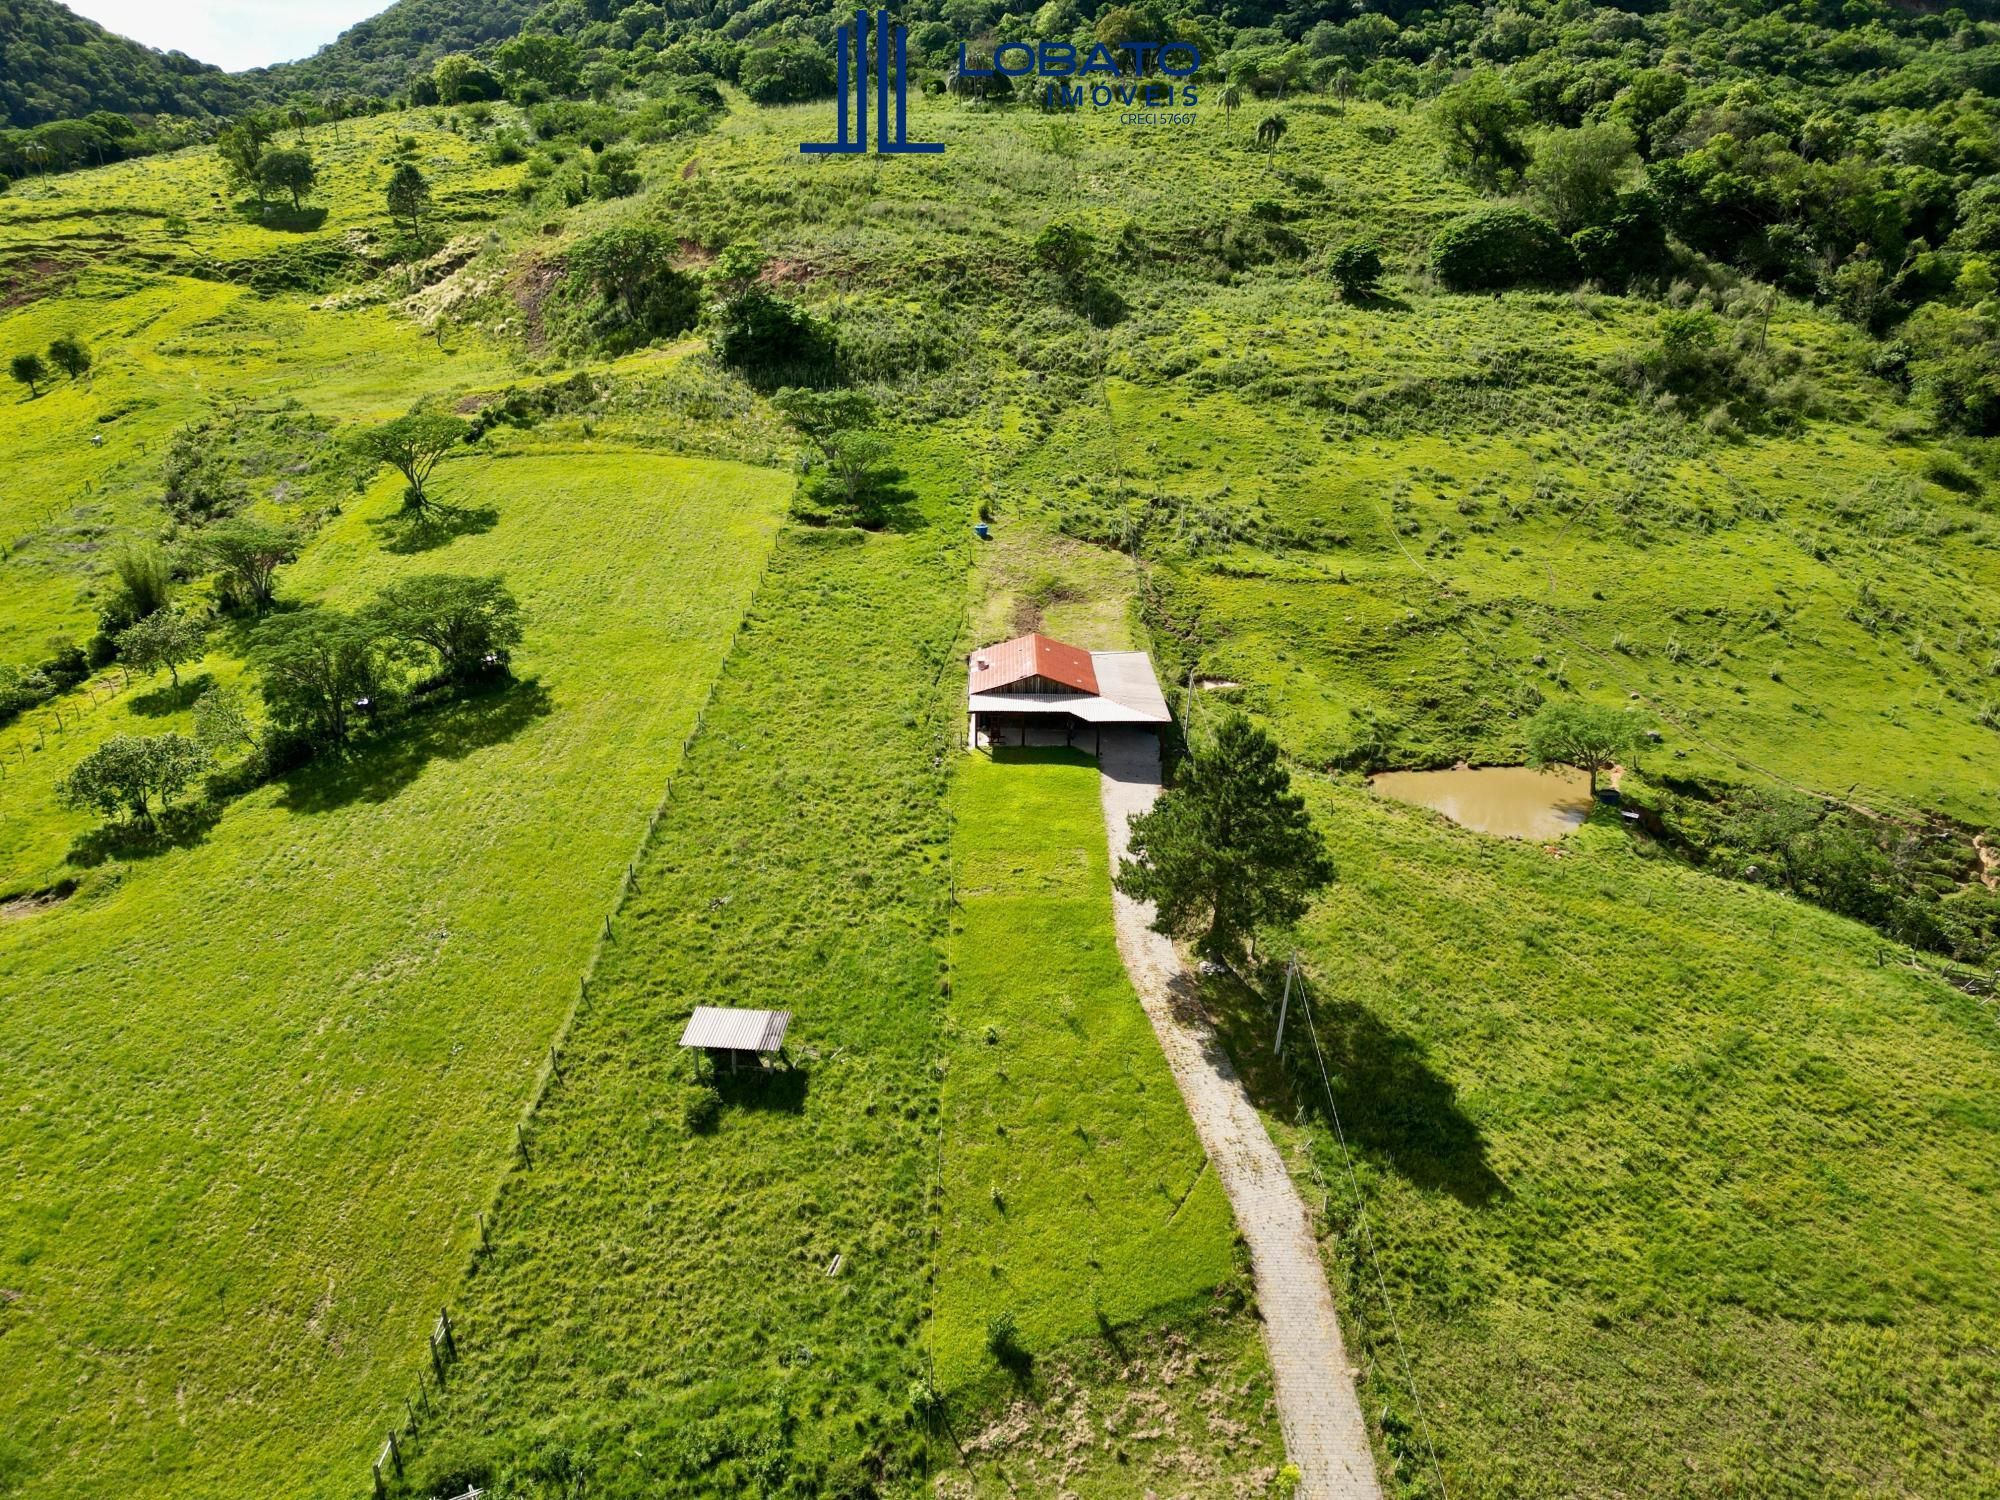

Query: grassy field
(1199, 787), (2000, 1497)
(399, 434), (973, 1498)
(8, 74), (2000, 1500)
(939, 749), (1259, 1417)
(0, 450), (787, 1498)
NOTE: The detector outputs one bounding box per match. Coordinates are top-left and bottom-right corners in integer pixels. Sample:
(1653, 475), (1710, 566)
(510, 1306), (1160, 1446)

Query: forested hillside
(0, 0), (253, 125)
(254, 0), (543, 99)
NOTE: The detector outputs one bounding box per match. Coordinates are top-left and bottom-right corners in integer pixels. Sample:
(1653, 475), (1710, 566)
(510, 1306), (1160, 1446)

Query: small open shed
(679, 1005), (792, 1074)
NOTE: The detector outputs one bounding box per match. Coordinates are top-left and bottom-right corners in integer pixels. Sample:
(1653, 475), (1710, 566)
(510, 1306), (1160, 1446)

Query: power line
(1292, 959), (1451, 1500)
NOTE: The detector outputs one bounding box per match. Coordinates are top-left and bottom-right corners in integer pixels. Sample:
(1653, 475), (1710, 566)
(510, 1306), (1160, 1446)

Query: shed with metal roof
(679, 1005), (792, 1073)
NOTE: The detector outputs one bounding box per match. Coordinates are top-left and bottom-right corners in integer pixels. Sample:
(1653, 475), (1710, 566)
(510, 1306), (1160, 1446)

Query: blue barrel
(974, 522), (990, 539)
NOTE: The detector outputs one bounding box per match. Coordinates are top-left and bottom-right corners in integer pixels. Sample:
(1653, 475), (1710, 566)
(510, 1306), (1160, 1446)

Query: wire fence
(1286, 955), (1451, 1500)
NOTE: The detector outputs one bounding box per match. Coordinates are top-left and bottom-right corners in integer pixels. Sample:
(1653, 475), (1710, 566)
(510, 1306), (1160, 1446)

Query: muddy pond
(1369, 765), (1595, 840)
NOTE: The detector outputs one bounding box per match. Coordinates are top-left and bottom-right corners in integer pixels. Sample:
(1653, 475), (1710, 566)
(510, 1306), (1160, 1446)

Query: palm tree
(23, 141), (48, 177)
(1221, 84), (1242, 118)
(1256, 112), (1288, 152)
(287, 107), (308, 145)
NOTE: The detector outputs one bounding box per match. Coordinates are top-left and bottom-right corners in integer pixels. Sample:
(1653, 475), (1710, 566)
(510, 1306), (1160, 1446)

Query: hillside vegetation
(2, 5), (1999, 1498)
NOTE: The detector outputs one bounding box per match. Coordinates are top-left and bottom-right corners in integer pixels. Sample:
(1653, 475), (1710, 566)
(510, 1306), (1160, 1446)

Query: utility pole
(1275, 952), (1299, 1055)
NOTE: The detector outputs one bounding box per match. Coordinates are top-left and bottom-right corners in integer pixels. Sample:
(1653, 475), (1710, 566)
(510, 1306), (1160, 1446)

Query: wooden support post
(440, 1306), (456, 1360)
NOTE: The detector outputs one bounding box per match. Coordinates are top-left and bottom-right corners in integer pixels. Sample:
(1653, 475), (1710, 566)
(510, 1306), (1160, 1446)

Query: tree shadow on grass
(126, 672), (214, 717)
(68, 800), (223, 867)
(1303, 997), (1507, 1208)
(1204, 969), (1505, 1209)
(368, 502), (501, 556)
(232, 201), (328, 232)
(278, 675), (554, 815)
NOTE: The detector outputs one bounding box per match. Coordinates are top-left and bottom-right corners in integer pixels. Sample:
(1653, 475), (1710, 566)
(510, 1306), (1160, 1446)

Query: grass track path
(1095, 729), (1382, 1500)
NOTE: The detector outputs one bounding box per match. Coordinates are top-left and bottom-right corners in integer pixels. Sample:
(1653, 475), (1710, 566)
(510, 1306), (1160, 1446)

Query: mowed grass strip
(1207, 788), (2000, 1497)
(407, 451), (972, 1498)
(939, 749), (1245, 1405)
(0, 451), (787, 1500)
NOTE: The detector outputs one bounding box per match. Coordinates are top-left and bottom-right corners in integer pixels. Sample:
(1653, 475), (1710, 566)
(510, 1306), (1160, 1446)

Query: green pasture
(0, 450), (787, 1499)
(6, 75), (2000, 1500)
(1201, 785), (2000, 1496)
(400, 435), (972, 1498)
(938, 748), (1246, 1395)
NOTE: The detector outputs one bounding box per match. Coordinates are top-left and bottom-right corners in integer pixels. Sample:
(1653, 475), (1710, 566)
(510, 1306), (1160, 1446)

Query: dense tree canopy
(1114, 713), (1335, 965)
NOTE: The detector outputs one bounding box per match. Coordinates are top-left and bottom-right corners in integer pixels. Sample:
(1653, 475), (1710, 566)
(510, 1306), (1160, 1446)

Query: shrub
(1923, 449), (1983, 493)
(1431, 207), (1579, 292)
(552, 225), (700, 354)
(682, 1086), (721, 1133)
(709, 290), (837, 389)
(1327, 240), (1384, 299)
(741, 42), (836, 104)
(985, 1310), (1020, 1360)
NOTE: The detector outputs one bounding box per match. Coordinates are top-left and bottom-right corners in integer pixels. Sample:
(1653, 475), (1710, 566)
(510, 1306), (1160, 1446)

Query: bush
(741, 42), (836, 104)
(1431, 207), (1578, 292)
(682, 1086), (721, 1134)
(1923, 449), (1983, 493)
(709, 290), (837, 389)
(985, 1310), (1023, 1363)
(1327, 240), (1383, 299)
(552, 225), (700, 354)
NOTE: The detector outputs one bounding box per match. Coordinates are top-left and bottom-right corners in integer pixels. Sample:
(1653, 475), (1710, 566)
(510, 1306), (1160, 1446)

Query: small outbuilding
(967, 632), (1172, 753)
(679, 1005), (792, 1074)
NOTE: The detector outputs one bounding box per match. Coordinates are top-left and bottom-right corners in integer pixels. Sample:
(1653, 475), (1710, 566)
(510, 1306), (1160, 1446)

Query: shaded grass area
(938, 749), (1249, 1410)
(1201, 789), (2000, 1498)
(0, 453), (787, 1500)
(403, 452), (973, 1498)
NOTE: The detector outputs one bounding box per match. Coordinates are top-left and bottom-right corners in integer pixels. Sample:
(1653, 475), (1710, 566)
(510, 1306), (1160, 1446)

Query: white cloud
(61, 0), (388, 71)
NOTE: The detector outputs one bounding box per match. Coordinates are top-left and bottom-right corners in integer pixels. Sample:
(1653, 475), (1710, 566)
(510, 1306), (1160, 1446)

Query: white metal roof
(678, 1006), (791, 1052)
(1088, 651), (1173, 722)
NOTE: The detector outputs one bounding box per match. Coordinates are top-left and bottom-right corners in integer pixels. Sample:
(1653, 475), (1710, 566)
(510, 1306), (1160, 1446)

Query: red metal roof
(968, 633), (1100, 695)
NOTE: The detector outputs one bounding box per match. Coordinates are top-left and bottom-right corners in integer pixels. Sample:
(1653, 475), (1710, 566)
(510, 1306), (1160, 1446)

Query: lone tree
(349, 411), (470, 513)
(257, 147), (318, 211)
(47, 334), (91, 380)
(771, 388), (889, 520)
(370, 574), (524, 679)
(117, 609), (205, 688)
(386, 162), (431, 237)
(11, 352), (47, 396)
(194, 517), (301, 611)
(254, 610), (386, 752)
(1524, 700), (1641, 796)
(1327, 241), (1383, 300)
(57, 733), (209, 824)
(1256, 112), (1289, 151)
(1114, 713), (1336, 967)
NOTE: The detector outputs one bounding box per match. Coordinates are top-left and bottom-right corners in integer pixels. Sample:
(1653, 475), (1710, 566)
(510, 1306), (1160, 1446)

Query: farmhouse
(966, 632), (1172, 752)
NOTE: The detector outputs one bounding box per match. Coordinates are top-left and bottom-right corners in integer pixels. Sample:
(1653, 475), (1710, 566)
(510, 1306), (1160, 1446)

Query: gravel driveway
(1096, 729), (1382, 1500)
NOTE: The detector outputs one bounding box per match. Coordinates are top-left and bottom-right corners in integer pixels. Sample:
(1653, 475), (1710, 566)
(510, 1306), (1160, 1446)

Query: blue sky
(64, 0), (386, 71)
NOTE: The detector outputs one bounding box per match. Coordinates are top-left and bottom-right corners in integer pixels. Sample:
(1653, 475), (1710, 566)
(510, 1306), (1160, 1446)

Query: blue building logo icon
(800, 10), (944, 156)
